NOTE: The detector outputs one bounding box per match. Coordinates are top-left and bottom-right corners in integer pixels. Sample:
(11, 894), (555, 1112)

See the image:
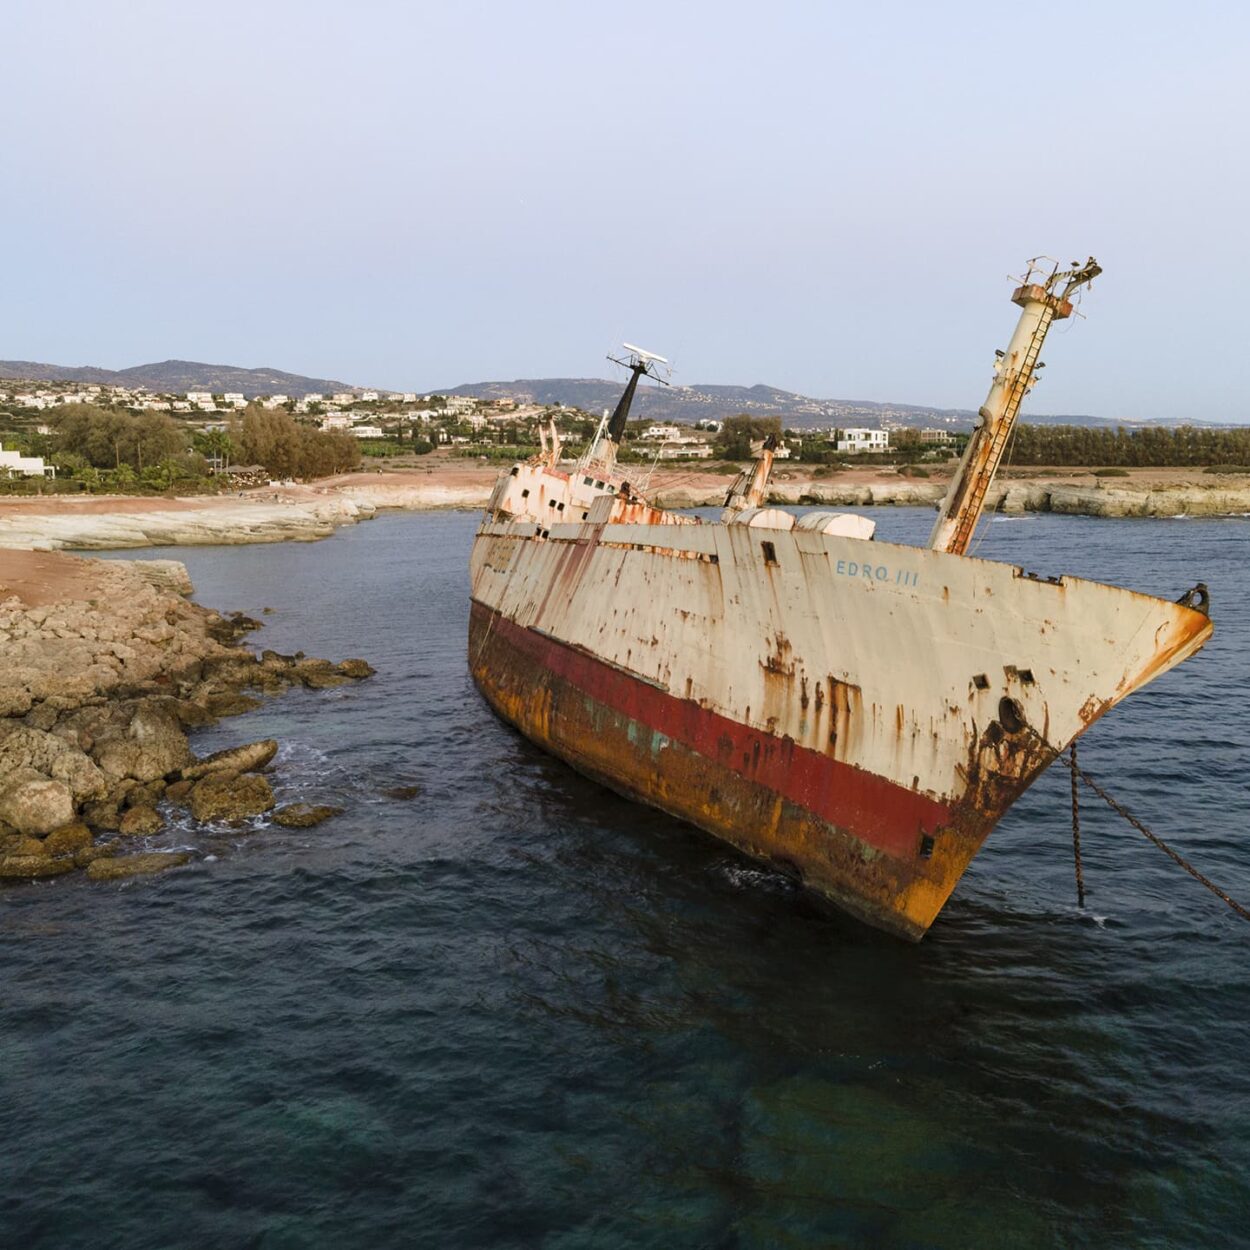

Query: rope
(1051, 739), (1250, 924)
(1070, 742), (1086, 908)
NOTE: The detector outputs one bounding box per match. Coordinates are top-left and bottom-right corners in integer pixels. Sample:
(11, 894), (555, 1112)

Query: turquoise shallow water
(2, 508), (1248, 1249)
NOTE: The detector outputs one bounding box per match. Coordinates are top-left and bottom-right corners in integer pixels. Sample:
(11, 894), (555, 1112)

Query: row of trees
(1007, 424), (1250, 466)
(39, 403), (360, 488)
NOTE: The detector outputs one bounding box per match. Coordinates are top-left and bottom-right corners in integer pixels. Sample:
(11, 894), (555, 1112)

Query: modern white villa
(0, 444), (55, 478)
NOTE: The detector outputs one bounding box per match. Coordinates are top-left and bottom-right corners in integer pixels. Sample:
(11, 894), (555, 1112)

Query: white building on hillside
(186, 391), (213, 405)
(836, 427), (890, 454)
(351, 424), (385, 439)
(223, 393), (247, 407)
(640, 423), (685, 441)
(320, 414), (352, 431)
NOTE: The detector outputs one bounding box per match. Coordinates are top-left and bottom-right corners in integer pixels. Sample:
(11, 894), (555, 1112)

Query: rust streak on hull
(471, 600), (1052, 940)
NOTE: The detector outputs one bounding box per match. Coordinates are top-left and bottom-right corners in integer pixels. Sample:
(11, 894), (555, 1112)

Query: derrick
(929, 257), (1102, 556)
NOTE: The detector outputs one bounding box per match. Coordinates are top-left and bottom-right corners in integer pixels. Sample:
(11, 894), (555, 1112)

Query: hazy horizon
(3, 0), (1247, 422)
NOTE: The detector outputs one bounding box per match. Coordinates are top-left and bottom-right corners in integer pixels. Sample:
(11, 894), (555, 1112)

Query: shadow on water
(2, 508), (1247, 1248)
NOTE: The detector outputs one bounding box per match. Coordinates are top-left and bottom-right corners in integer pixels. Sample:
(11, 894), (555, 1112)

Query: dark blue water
(3, 509), (1248, 1249)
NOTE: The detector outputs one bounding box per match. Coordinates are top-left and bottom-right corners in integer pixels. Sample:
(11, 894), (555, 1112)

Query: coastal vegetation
(1007, 423), (1250, 466)
(0, 403), (360, 493)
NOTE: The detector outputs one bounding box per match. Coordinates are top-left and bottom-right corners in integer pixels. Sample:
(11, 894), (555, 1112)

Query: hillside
(439, 377), (1227, 431)
(0, 359), (352, 398)
(2, 357), (1237, 428)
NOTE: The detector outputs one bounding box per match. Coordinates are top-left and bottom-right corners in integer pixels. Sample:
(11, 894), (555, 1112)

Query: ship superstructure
(468, 263), (1213, 939)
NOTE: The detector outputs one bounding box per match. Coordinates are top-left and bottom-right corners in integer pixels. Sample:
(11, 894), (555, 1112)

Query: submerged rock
(188, 772), (275, 824)
(383, 785), (423, 801)
(0, 854), (77, 879)
(86, 852), (191, 881)
(272, 803), (343, 828)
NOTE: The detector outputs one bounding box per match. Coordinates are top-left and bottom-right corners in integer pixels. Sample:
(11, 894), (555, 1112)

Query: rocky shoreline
(0, 551), (373, 883)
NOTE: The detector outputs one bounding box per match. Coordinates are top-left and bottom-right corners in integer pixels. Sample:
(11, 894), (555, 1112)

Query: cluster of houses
(1, 378), (959, 465)
(636, 422), (954, 460)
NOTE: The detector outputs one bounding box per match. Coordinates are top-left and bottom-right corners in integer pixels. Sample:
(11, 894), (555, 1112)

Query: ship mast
(588, 344), (669, 473)
(928, 257), (1101, 556)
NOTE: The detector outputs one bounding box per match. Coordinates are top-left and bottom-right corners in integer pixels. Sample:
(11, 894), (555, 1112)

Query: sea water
(2, 508), (1247, 1248)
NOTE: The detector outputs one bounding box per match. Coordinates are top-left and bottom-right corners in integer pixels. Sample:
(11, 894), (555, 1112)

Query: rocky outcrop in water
(0, 551), (368, 882)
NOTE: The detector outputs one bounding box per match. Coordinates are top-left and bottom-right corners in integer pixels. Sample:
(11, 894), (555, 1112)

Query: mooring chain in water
(1069, 742), (1086, 909)
(1028, 728), (1250, 924)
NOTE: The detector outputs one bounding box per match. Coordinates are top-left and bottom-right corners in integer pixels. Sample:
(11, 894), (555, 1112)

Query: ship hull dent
(469, 600), (1047, 940)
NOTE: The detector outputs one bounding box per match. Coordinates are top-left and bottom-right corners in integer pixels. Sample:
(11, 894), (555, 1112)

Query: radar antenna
(601, 342), (671, 451)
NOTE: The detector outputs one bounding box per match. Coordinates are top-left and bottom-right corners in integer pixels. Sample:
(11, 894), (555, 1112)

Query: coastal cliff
(0, 551), (372, 881)
(0, 471), (1246, 555)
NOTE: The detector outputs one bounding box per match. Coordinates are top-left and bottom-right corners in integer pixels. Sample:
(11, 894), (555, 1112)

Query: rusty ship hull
(469, 503), (1212, 940)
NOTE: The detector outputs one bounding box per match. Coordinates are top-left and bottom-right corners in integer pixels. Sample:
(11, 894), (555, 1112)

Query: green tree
(714, 414), (783, 460)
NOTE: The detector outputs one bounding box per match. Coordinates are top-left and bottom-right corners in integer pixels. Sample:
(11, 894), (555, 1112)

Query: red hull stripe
(473, 601), (952, 859)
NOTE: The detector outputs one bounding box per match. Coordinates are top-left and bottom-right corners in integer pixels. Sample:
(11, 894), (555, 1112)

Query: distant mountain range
(441, 377), (1235, 431)
(1, 358), (1237, 429)
(0, 358), (351, 398)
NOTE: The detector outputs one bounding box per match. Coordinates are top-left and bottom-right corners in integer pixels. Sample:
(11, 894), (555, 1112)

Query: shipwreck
(468, 260), (1213, 939)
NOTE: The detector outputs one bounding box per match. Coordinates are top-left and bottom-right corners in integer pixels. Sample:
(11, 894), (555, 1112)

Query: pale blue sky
(2, 0), (1247, 420)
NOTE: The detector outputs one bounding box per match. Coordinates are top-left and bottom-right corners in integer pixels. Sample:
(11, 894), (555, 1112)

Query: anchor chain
(1045, 735), (1250, 925)
(1069, 742), (1086, 908)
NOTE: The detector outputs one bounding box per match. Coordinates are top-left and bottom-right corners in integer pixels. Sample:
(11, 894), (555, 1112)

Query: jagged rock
(118, 805), (164, 836)
(0, 723), (109, 801)
(92, 704), (191, 783)
(293, 659), (350, 690)
(23, 702), (61, 732)
(164, 779), (194, 805)
(86, 852), (191, 881)
(0, 687), (34, 717)
(81, 800), (122, 832)
(189, 772), (275, 824)
(272, 803), (343, 828)
(125, 779), (166, 808)
(337, 659), (376, 679)
(199, 692), (263, 718)
(0, 854), (76, 879)
(130, 560), (194, 595)
(0, 768), (76, 836)
(180, 739), (278, 781)
(43, 821), (93, 857)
